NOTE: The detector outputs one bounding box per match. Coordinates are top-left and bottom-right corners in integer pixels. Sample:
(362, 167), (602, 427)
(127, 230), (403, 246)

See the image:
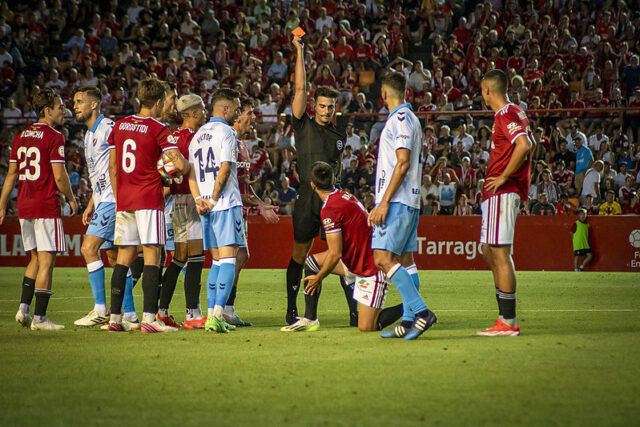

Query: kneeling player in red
(281, 162), (402, 332)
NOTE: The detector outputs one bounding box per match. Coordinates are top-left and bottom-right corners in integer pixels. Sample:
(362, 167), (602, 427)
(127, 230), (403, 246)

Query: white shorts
(115, 209), (165, 246)
(353, 271), (388, 309)
(20, 218), (67, 252)
(172, 194), (203, 243)
(480, 193), (520, 246)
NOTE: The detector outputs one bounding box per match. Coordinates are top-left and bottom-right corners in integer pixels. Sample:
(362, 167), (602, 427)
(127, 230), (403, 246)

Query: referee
(285, 35), (357, 325)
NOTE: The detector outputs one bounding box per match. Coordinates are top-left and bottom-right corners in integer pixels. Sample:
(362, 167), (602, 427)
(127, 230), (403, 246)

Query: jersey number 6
(122, 139), (136, 173)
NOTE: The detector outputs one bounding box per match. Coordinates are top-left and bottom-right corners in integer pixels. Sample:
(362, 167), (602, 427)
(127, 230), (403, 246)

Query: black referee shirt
(291, 113), (345, 186)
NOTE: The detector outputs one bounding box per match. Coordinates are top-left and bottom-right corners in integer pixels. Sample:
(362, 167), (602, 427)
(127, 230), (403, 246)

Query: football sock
(123, 270), (136, 314)
(215, 258), (236, 309)
(33, 289), (52, 319)
(142, 265), (161, 316)
(207, 260), (220, 309)
(159, 258), (185, 310)
(376, 303), (404, 330)
(303, 288), (321, 321)
(110, 264), (129, 315)
(497, 290), (516, 325)
(339, 277), (358, 317)
(130, 255), (144, 286)
(286, 258), (304, 311)
(87, 260), (106, 310)
(402, 263), (421, 321)
(20, 276), (36, 309)
(227, 284), (237, 306)
(388, 264), (427, 320)
(158, 250), (166, 299)
(185, 254), (204, 310)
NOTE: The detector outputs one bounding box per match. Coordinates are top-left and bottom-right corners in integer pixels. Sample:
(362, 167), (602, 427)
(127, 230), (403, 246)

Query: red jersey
(169, 127), (195, 195)
(321, 190), (377, 277)
(108, 115), (175, 211)
(483, 103), (534, 201)
(237, 139), (251, 195)
(9, 123), (65, 219)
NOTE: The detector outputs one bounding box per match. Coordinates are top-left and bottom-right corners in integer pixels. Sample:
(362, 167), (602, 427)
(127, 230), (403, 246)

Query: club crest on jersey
(336, 140), (344, 150)
(167, 135), (178, 145)
(58, 145), (65, 157)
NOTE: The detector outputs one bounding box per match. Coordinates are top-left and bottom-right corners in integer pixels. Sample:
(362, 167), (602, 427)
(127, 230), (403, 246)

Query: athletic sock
(207, 260), (220, 310)
(157, 250), (166, 300)
(215, 258), (236, 309)
(303, 288), (321, 321)
(339, 277), (358, 317)
(20, 276), (36, 310)
(158, 258), (185, 310)
(497, 290), (516, 325)
(227, 285), (237, 307)
(388, 264), (427, 320)
(33, 289), (52, 319)
(123, 270), (136, 314)
(286, 258), (304, 311)
(184, 254), (204, 310)
(110, 264), (129, 315)
(376, 303), (404, 330)
(402, 263), (421, 322)
(142, 265), (161, 317)
(87, 260), (106, 309)
(130, 255), (144, 286)
(495, 287), (502, 316)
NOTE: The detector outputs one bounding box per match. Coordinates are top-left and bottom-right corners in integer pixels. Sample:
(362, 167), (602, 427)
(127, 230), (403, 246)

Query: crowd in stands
(0, 0), (639, 217)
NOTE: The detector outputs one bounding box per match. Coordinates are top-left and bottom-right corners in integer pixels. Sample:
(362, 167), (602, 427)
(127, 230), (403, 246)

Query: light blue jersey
(84, 114), (115, 204)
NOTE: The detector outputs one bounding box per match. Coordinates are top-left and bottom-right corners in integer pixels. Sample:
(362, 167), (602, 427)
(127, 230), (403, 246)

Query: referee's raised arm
(292, 35), (306, 120)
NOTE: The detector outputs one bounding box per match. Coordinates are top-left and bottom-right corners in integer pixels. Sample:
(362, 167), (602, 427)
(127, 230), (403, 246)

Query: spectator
(614, 163), (630, 189)
(531, 193), (556, 215)
(574, 137), (594, 193)
(619, 175), (637, 206)
(453, 194), (473, 216)
(598, 190), (622, 215)
(623, 192), (640, 215)
(537, 169), (561, 204)
(420, 175), (439, 210)
(581, 160), (604, 203)
(438, 174), (456, 215)
(276, 177), (296, 215)
(2, 97), (21, 127)
(553, 160), (575, 193)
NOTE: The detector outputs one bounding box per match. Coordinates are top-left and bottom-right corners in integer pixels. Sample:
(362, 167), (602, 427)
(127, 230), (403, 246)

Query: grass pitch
(0, 268), (639, 427)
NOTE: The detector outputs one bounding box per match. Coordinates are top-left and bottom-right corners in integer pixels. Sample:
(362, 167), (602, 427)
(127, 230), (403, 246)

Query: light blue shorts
(201, 206), (246, 249)
(86, 202), (116, 249)
(371, 202), (419, 255)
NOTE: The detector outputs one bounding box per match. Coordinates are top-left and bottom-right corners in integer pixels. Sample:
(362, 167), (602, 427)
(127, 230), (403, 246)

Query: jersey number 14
(194, 147), (219, 182)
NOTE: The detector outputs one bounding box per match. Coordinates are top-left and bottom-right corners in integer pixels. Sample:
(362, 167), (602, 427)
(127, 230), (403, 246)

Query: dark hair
(138, 78), (166, 108)
(240, 96), (255, 111)
(75, 86), (101, 101)
(310, 161), (335, 191)
(314, 86), (339, 100)
(211, 88), (241, 107)
(33, 88), (60, 118)
(482, 69), (508, 95)
(381, 71), (406, 96)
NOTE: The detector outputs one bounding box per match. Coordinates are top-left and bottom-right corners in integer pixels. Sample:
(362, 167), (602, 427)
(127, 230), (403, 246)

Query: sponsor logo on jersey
(507, 122), (523, 135)
(336, 140), (344, 150)
(167, 135), (178, 145)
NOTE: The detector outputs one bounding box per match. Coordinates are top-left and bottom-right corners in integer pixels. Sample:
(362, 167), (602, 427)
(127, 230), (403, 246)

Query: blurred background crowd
(0, 0), (639, 217)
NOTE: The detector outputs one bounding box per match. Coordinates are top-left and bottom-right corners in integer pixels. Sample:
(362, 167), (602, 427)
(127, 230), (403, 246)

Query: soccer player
(0, 88), (78, 330)
(286, 34), (358, 326)
(188, 88), (244, 333)
(227, 97), (279, 327)
(107, 78), (189, 333)
(72, 87), (138, 328)
(281, 161), (403, 332)
(157, 94), (207, 329)
(478, 69), (534, 337)
(369, 72), (437, 340)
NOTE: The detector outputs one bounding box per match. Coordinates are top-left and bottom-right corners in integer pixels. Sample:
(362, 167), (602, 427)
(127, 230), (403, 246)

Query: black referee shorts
(292, 187), (323, 243)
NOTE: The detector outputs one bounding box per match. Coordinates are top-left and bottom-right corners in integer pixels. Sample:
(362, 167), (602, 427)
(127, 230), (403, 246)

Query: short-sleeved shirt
(84, 114), (115, 204)
(10, 122), (66, 218)
(108, 115), (175, 211)
(321, 190), (377, 277)
(575, 146), (594, 174)
(169, 127), (196, 195)
(482, 103), (534, 201)
(189, 117), (241, 212)
(291, 112), (345, 188)
(375, 103), (422, 209)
